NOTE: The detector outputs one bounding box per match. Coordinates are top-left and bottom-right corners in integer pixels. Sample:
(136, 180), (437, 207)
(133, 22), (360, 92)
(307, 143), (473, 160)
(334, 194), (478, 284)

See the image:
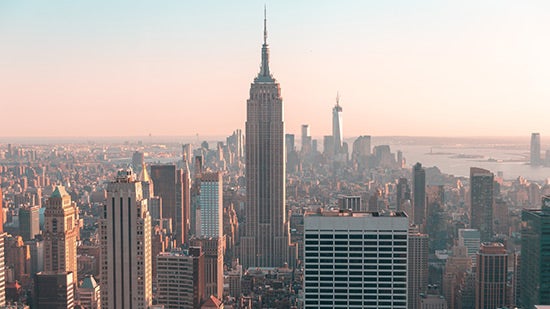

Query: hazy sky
(1, 1), (550, 138)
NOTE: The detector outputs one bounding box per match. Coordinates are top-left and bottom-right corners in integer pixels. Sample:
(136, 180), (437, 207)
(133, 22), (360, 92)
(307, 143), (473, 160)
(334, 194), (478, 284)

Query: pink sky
(1, 1), (550, 138)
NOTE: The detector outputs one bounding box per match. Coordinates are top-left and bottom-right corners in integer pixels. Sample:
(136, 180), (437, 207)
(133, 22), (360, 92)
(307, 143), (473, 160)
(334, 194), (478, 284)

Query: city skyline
(2, 1), (550, 137)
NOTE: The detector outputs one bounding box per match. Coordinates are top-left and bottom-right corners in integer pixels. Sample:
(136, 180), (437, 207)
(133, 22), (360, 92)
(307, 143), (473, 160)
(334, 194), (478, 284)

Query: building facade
(150, 164), (190, 245)
(409, 231), (429, 309)
(303, 210), (408, 309)
(520, 195), (550, 309)
(412, 163), (426, 228)
(100, 170), (152, 308)
(199, 172), (223, 238)
(156, 247), (204, 309)
(190, 237), (224, 299)
(531, 133), (541, 166)
(35, 271), (75, 309)
(475, 242), (508, 309)
(470, 167), (494, 242)
(43, 186), (80, 281)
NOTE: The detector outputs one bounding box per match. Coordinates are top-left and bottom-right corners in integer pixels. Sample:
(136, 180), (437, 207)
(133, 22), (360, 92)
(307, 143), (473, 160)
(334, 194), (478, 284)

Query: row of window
(306, 264), (406, 270)
(305, 233), (407, 239)
(305, 282), (406, 288)
(305, 252), (406, 258)
(305, 276), (406, 282)
(305, 291), (406, 298)
(305, 258), (407, 264)
(305, 270), (406, 276)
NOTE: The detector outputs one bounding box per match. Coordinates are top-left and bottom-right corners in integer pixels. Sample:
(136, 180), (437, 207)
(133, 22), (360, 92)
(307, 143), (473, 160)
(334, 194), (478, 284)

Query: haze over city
(2, 1), (550, 137)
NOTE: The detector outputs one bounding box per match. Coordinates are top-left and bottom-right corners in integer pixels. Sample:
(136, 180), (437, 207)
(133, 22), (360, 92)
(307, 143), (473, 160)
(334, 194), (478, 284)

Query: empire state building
(240, 11), (293, 268)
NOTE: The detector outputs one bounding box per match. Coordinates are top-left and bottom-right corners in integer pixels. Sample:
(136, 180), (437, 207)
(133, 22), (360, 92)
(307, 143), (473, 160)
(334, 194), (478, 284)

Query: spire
(256, 5), (274, 83)
(264, 4), (267, 45)
(336, 91), (340, 107)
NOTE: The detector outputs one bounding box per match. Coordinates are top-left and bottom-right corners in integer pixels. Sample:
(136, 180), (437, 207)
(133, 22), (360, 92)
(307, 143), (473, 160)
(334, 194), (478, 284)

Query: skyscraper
(198, 172), (222, 238)
(413, 162), (426, 228)
(100, 170), (152, 309)
(475, 242), (508, 309)
(18, 204), (39, 241)
(520, 195), (550, 309)
(301, 124), (311, 153)
(303, 210), (408, 309)
(240, 10), (291, 268)
(156, 247), (204, 309)
(150, 164), (190, 245)
(396, 177), (411, 212)
(43, 186), (80, 281)
(458, 228), (481, 267)
(409, 230), (429, 309)
(470, 167), (494, 242)
(531, 133), (541, 166)
(190, 237), (224, 299)
(34, 271), (75, 309)
(351, 135), (371, 168)
(332, 93), (343, 155)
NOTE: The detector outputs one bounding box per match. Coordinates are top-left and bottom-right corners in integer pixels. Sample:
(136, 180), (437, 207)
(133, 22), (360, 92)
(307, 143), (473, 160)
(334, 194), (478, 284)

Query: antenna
(263, 4), (267, 44)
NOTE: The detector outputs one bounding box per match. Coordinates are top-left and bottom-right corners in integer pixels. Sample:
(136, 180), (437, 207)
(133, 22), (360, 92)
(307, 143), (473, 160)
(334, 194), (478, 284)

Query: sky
(1, 1), (550, 138)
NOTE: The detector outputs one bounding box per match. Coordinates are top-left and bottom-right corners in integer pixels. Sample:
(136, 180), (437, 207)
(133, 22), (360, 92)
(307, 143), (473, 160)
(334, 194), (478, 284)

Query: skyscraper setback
(240, 11), (292, 268)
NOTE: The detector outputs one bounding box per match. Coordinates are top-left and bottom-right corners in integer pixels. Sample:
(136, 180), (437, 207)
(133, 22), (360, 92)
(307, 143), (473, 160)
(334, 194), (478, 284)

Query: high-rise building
(156, 247), (204, 309)
(100, 170), (152, 309)
(285, 134), (295, 155)
(338, 195), (362, 212)
(138, 163), (154, 200)
(43, 186), (80, 281)
(301, 124), (311, 153)
(409, 230), (429, 309)
(190, 237), (224, 299)
(323, 135), (335, 158)
(520, 195), (550, 308)
(458, 228), (481, 267)
(470, 167), (494, 242)
(442, 245), (472, 309)
(303, 210), (408, 309)
(475, 242), (508, 309)
(531, 133), (541, 166)
(0, 187), (4, 234)
(132, 151), (145, 172)
(413, 163), (426, 228)
(240, 11), (292, 268)
(426, 185), (447, 251)
(396, 178), (411, 212)
(351, 135), (371, 168)
(150, 164), (190, 245)
(332, 93), (343, 154)
(34, 271), (75, 309)
(198, 172), (222, 238)
(18, 204), (39, 241)
(5, 235), (31, 285)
